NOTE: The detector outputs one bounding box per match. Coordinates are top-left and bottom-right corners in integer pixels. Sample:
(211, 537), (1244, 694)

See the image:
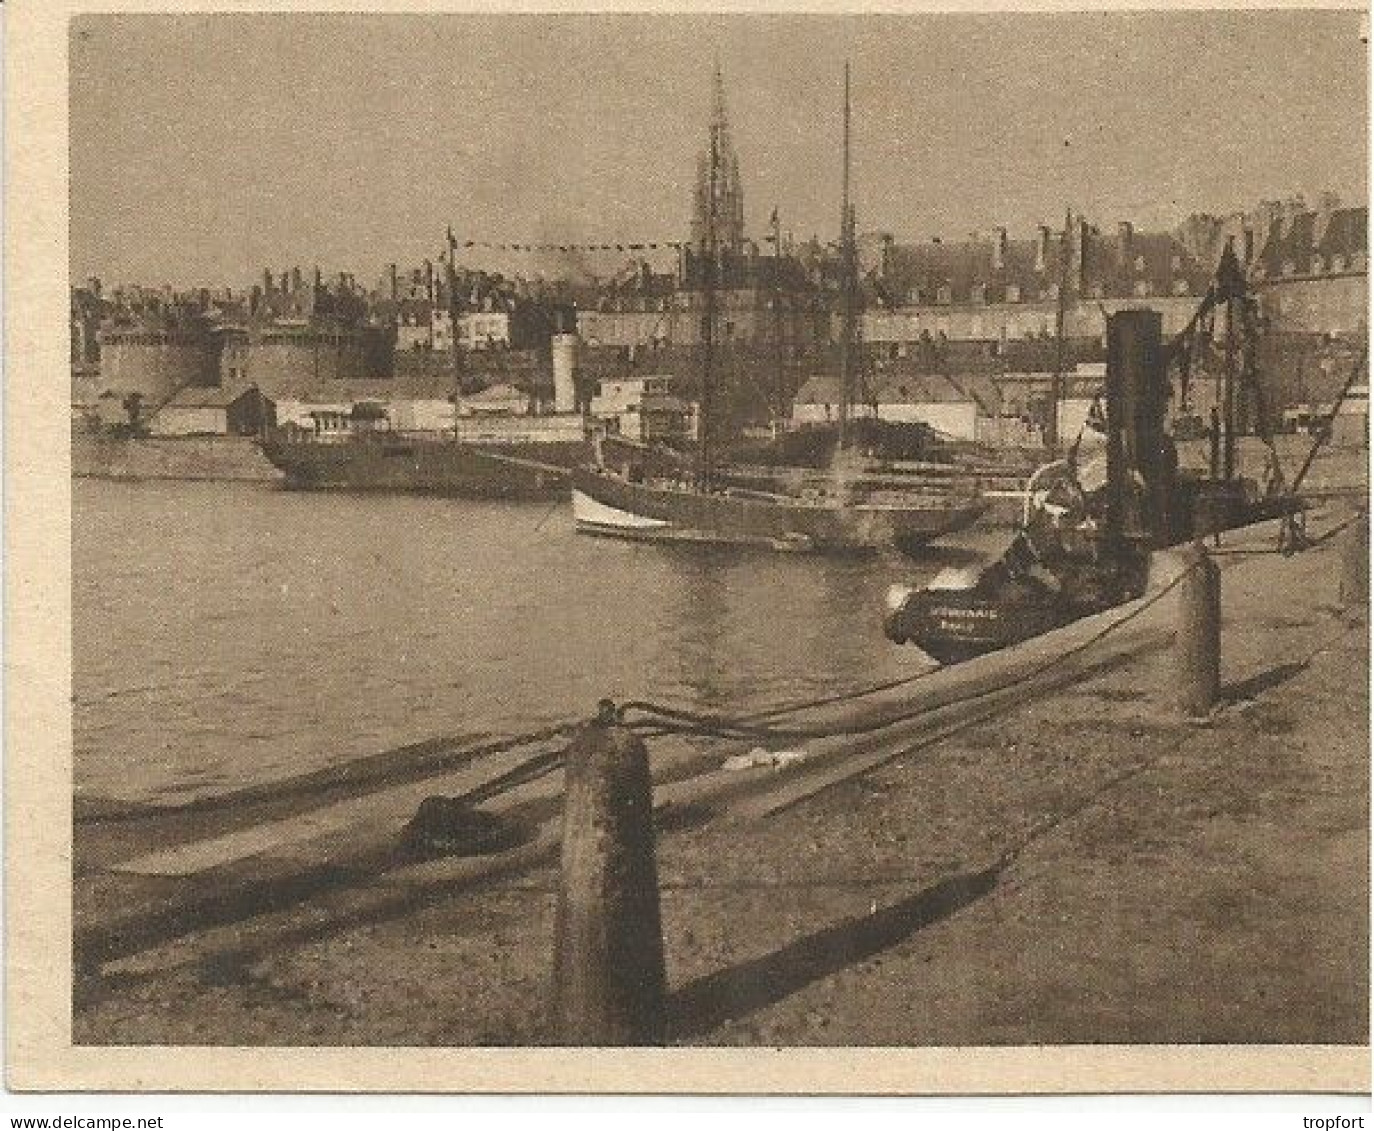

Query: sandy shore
(72, 488), (1369, 1049)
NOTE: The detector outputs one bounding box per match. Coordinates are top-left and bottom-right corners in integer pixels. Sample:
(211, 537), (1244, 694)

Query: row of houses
(791, 366), (1105, 447)
(74, 376), (534, 438)
(75, 355), (1368, 453)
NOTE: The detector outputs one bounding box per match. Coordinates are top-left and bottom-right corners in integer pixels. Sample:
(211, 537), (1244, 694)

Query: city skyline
(70, 10), (1368, 290)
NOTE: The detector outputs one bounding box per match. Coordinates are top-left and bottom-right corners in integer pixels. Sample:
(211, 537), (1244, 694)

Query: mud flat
(73, 504), (1368, 1048)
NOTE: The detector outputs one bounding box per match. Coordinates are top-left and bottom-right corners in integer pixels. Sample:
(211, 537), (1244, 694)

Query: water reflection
(74, 480), (997, 802)
(665, 548), (751, 714)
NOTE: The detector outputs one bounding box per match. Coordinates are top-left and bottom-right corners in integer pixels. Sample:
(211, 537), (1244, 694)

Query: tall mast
(445, 226), (465, 440)
(1211, 238), (1246, 482)
(1222, 282), (1238, 481)
(697, 92), (720, 491)
(1047, 207), (1072, 455)
(771, 206), (784, 428)
(837, 62), (855, 450)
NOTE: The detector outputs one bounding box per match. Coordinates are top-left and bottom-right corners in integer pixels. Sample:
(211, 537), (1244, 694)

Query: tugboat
(884, 245), (1304, 664)
(882, 434), (1151, 663)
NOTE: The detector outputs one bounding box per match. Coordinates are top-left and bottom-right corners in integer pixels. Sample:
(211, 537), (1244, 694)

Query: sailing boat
(570, 64), (986, 554)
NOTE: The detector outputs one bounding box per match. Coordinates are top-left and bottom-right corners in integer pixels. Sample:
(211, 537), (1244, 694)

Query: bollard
(1339, 510), (1369, 615)
(551, 703), (665, 1045)
(1177, 541), (1221, 719)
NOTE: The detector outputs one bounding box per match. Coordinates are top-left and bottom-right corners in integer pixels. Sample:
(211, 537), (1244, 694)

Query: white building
(588, 376), (695, 443)
(871, 376), (980, 440)
(459, 382), (530, 417)
(791, 374), (981, 439)
(588, 376), (675, 419)
(433, 309), (512, 352)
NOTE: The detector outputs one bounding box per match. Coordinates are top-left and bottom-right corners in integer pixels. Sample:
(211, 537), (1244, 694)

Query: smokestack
(1035, 225), (1051, 273)
(262, 268), (274, 296)
(389, 264), (399, 301)
(291, 267), (302, 294)
(424, 259), (435, 304)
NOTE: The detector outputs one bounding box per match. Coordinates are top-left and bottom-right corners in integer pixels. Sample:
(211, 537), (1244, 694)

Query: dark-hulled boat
(259, 225), (589, 500)
(884, 247), (1307, 665)
(259, 422), (586, 500)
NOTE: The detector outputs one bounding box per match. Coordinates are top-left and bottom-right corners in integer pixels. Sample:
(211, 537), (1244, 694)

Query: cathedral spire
(710, 57), (728, 139)
(690, 61), (746, 260)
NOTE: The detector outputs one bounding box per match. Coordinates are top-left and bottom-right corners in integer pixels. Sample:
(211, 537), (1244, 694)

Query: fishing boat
(571, 64), (986, 554)
(573, 433), (984, 553)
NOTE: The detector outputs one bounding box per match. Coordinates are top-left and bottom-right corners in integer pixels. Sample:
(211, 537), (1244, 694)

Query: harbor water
(74, 479), (1005, 805)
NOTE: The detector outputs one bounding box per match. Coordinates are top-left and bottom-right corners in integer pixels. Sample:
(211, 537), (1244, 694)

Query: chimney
(279, 271), (290, 296)
(1072, 216), (1089, 290)
(1117, 221), (1134, 271)
(1314, 191), (1340, 247)
(424, 259), (435, 304)
(262, 268), (274, 296)
(1278, 196), (1306, 240)
(991, 227), (1008, 272)
(291, 267), (302, 294)
(1035, 225), (1051, 273)
(389, 264), (399, 301)
(1216, 213), (1242, 265)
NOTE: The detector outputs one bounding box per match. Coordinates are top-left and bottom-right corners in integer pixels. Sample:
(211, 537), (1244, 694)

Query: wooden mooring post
(551, 702), (666, 1045)
(1177, 541), (1221, 719)
(1339, 509), (1369, 615)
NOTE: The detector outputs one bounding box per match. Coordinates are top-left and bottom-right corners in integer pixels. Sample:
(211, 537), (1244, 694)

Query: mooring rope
(88, 512), (1356, 826)
(77, 720), (580, 825)
(614, 564), (1193, 743)
(382, 513), (1356, 807)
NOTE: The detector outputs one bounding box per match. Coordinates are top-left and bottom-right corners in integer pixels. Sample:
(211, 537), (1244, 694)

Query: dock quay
(71, 500), (1369, 1051)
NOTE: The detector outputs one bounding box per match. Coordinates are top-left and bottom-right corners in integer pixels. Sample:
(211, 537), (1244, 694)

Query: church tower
(689, 63), (746, 259)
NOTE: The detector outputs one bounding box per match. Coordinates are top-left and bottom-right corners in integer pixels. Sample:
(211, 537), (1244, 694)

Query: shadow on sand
(1223, 660), (1310, 704)
(668, 863), (1001, 1039)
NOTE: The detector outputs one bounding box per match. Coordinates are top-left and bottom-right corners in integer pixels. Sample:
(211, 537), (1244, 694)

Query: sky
(69, 10), (1369, 291)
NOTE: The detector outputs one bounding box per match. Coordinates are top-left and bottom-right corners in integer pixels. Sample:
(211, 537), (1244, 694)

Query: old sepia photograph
(7, 0), (1371, 1093)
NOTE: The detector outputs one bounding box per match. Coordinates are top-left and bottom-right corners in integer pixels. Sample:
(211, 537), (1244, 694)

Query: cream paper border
(5, 0), (1370, 1094)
